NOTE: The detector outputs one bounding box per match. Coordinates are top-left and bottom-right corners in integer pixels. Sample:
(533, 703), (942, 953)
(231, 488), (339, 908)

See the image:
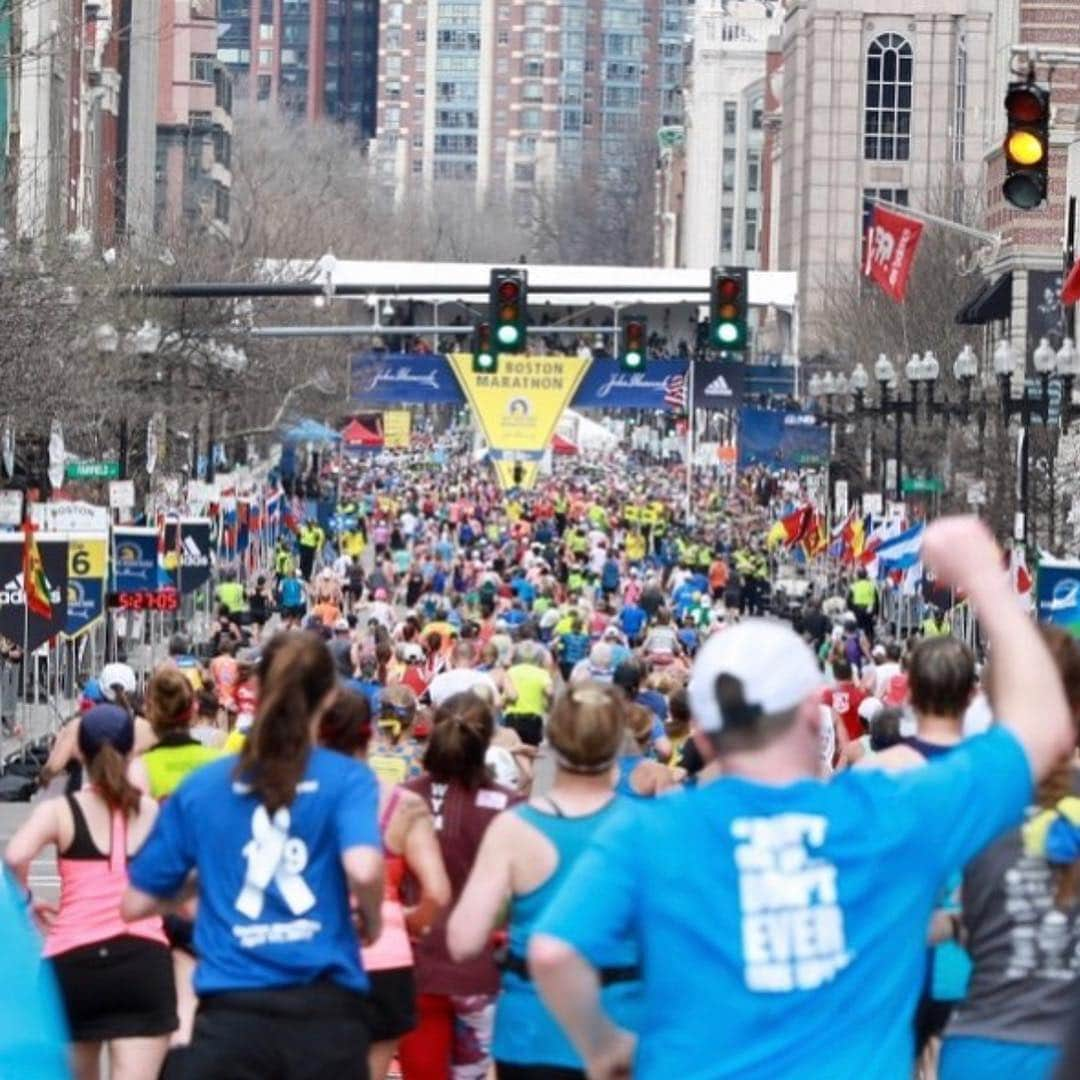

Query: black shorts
(283, 605), (305, 620)
(364, 966), (416, 1042)
(497, 1064), (585, 1080)
(173, 982), (370, 1080)
(50, 934), (177, 1042)
(504, 714), (543, 747)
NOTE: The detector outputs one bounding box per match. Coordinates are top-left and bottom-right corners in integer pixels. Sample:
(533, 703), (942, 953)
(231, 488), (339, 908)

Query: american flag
(664, 373), (687, 411)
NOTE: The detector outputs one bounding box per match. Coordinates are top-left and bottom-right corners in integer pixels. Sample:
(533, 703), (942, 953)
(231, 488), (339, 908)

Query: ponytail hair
(422, 691), (494, 790)
(87, 743), (141, 816)
(235, 631), (336, 812)
(146, 667), (195, 737)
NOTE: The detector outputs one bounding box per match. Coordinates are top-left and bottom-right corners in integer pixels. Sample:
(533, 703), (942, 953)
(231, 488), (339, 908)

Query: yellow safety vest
(851, 579), (877, 610)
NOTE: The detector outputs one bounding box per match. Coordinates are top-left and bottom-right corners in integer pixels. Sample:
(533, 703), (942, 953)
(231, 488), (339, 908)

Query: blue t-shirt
(345, 678), (382, 718)
(0, 870), (68, 1078)
(534, 727), (1032, 1080)
(280, 577), (305, 607)
(129, 749), (380, 996)
(619, 604), (647, 637)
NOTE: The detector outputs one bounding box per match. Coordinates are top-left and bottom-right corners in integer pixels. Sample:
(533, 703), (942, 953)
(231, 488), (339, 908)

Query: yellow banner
(383, 410), (411, 449)
(63, 536), (108, 640)
(493, 459), (540, 492)
(448, 353), (588, 453)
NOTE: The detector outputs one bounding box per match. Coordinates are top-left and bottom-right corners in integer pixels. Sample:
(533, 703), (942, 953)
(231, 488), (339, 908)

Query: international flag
(841, 514), (867, 563)
(802, 512), (830, 559)
(664, 373), (688, 411)
(767, 505), (814, 549)
(21, 522), (51, 618)
(874, 522), (926, 573)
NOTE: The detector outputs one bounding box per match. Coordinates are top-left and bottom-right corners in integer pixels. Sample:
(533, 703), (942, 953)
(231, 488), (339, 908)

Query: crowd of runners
(2, 451), (1080, 1080)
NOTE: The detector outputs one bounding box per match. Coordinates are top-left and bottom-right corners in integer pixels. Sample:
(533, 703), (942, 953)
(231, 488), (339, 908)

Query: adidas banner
(162, 519), (213, 594)
(692, 361), (746, 412)
(0, 535), (69, 651)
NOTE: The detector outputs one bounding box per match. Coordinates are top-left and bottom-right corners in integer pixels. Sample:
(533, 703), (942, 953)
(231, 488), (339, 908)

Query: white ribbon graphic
(235, 806), (317, 920)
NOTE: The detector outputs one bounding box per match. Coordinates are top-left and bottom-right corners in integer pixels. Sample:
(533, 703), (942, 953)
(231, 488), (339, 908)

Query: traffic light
(710, 266), (748, 352)
(513, 461), (524, 486)
(490, 267), (528, 352)
(472, 323), (497, 374)
(621, 317), (647, 373)
(1003, 80), (1050, 210)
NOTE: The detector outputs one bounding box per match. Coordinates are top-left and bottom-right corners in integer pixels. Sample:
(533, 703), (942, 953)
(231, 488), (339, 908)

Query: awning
(955, 273), (1012, 325)
(341, 419), (383, 447)
(551, 433), (578, 455)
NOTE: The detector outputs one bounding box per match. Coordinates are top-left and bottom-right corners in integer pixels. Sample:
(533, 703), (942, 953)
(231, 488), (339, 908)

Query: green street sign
(901, 476), (944, 494)
(65, 461), (120, 480)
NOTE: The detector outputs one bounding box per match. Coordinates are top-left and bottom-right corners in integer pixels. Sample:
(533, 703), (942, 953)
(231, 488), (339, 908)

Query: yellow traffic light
(1006, 130), (1044, 167)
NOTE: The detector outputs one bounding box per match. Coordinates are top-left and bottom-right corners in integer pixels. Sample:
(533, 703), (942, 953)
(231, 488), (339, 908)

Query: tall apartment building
(680, 0), (779, 270)
(772, 0), (997, 350)
(156, 1), (234, 237)
(374, 0), (690, 202)
(218, 0), (379, 136)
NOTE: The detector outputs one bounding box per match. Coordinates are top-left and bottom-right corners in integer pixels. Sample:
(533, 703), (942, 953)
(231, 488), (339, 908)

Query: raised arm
(921, 516), (1072, 779)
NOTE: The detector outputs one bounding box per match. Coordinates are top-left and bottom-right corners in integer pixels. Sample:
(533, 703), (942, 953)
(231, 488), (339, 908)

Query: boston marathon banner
(350, 353), (466, 406)
(64, 535), (107, 640)
(112, 527), (159, 594)
(0, 535), (69, 651)
(447, 353), (588, 454)
(573, 358), (689, 411)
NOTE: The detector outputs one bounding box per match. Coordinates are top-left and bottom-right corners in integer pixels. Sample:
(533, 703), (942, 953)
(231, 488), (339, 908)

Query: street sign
(966, 481), (988, 507)
(66, 460), (120, 481)
(862, 492), (883, 518)
(834, 480), (849, 521)
(901, 476), (944, 494)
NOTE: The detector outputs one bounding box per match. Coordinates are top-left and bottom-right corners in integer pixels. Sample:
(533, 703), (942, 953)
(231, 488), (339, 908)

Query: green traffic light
(625, 351), (644, 368)
(716, 322), (739, 345)
(496, 325), (521, 347)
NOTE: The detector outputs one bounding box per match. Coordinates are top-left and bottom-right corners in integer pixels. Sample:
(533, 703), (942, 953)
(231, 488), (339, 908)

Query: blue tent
(281, 418), (342, 445)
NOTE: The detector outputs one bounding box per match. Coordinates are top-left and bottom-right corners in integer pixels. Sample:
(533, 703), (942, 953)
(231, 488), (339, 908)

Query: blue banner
(572, 358), (688, 410)
(112, 528), (159, 593)
(745, 365), (797, 398)
(66, 578), (104, 638)
(1036, 559), (1080, 637)
(738, 408), (830, 471)
(350, 353), (466, 406)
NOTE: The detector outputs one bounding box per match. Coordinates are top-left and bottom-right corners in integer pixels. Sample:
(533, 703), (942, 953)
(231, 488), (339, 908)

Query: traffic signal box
(490, 268), (528, 353)
(710, 266), (748, 353)
(1003, 80), (1050, 211)
(472, 322), (496, 374)
(621, 317), (648, 373)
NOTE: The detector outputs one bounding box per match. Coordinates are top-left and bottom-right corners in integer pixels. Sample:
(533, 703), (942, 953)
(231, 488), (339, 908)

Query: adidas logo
(181, 535), (210, 566)
(0, 572), (60, 607)
(704, 374), (734, 397)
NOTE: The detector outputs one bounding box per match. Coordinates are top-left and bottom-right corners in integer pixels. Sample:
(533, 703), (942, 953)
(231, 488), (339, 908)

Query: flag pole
(685, 360), (696, 523)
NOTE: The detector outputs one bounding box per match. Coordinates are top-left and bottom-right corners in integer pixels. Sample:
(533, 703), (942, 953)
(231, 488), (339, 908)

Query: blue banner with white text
(350, 353), (466, 406)
(572, 358), (689, 410)
(112, 528), (160, 594)
(738, 408), (831, 471)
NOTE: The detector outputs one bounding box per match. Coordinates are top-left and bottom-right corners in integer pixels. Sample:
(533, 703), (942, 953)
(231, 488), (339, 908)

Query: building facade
(156, 1), (233, 238)
(374, 0), (690, 203)
(218, 0), (379, 136)
(680, 0), (779, 270)
(773, 0), (997, 349)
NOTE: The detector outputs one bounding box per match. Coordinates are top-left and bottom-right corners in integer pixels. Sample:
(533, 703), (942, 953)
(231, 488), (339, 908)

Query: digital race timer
(106, 590), (180, 612)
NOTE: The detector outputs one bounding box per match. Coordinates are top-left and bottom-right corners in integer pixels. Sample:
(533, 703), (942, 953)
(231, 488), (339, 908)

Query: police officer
(847, 567), (878, 643)
(297, 519), (324, 581)
(920, 605), (951, 639)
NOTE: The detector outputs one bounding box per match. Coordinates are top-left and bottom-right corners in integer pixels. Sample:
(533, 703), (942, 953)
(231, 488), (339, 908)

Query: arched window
(864, 33), (912, 161)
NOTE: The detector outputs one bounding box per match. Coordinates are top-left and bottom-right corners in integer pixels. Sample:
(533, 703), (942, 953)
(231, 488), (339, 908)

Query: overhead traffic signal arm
(1003, 80), (1050, 210)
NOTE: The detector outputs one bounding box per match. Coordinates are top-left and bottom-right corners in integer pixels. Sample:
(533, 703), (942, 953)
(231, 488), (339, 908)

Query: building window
(722, 148), (735, 193)
(257, 75), (272, 99)
(720, 207), (733, 253)
(747, 149), (761, 192)
(864, 33), (912, 161)
(497, 29), (509, 45)
(520, 109), (542, 130)
(723, 101), (736, 135)
(215, 184), (230, 224)
(861, 187), (909, 235)
(952, 32), (967, 164)
(749, 95), (764, 131)
(258, 49), (273, 65)
(259, 24), (273, 41)
(522, 82), (543, 101)
(524, 30), (544, 52)
(190, 54), (216, 82)
(524, 4), (545, 26)
(745, 208), (759, 251)
(514, 162), (535, 182)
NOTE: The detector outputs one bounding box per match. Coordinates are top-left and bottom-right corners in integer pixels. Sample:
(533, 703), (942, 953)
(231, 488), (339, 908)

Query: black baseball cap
(78, 704), (134, 759)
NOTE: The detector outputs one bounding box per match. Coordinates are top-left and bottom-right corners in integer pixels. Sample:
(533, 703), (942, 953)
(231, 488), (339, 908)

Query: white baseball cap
(688, 619), (823, 734)
(99, 662), (137, 702)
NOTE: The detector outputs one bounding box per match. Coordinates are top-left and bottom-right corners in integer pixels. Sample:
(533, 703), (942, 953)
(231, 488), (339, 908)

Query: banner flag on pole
(864, 204), (924, 302)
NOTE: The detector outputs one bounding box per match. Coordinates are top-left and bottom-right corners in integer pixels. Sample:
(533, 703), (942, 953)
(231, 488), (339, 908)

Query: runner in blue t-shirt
(123, 632), (384, 1078)
(527, 518), (1074, 1080)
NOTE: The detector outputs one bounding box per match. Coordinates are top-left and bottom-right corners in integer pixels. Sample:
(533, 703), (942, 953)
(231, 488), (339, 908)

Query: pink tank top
(44, 794), (167, 958)
(361, 787), (414, 972)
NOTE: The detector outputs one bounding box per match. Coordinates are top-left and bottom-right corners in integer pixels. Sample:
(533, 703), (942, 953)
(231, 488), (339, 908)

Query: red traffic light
(625, 321), (646, 345)
(1005, 84), (1048, 124)
(716, 277), (741, 301)
(497, 280), (520, 303)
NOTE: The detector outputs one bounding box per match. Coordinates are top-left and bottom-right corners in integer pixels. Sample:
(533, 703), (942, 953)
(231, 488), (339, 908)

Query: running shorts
(364, 966), (417, 1042)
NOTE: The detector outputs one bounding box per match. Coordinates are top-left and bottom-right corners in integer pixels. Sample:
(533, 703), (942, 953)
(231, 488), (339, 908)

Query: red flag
(21, 521), (51, 619)
(1063, 259), (1080, 306)
(864, 204), (923, 302)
